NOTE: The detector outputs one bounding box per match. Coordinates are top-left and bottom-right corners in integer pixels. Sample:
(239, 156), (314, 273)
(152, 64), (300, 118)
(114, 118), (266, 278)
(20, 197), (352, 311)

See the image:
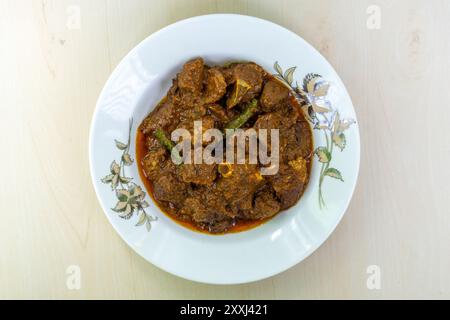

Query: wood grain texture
(0, 0), (449, 299)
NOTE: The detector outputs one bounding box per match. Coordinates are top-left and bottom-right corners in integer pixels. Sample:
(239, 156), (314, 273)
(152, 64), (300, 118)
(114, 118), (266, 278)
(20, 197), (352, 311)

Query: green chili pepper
(154, 129), (183, 164)
(225, 99), (258, 130)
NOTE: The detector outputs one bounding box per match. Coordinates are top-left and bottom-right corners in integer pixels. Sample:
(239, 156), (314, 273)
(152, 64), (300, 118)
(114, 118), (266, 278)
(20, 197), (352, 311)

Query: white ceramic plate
(89, 14), (360, 285)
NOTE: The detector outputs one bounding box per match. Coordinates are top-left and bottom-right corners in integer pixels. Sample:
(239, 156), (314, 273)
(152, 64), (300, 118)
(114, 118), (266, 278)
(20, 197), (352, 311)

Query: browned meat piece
(216, 163), (264, 205)
(140, 99), (179, 134)
(180, 193), (235, 233)
(235, 194), (253, 212)
(281, 120), (314, 161)
(144, 135), (160, 150)
(252, 190), (281, 219)
(228, 194), (251, 217)
(280, 126), (298, 161)
(177, 115), (216, 145)
(220, 62), (237, 81)
(182, 196), (226, 222)
(203, 190), (236, 218)
(141, 147), (167, 180)
(254, 108), (298, 132)
(236, 185), (281, 220)
(260, 80), (290, 112)
(206, 104), (230, 122)
(288, 156), (309, 184)
(177, 58), (205, 94)
(179, 197), (207, 221)
(254, 111), (284, 131)
(179, 104), (207, 122)
(178, 163), (217, 186)
(253, 111), (287, 152)
(270, 164), (306, 210)
(153, 173), (187, 207)
(254, 110), (312, 162)
(222, 63), (266, 103)
(203, 68), (227, 104)
(200, 115), (216, 136)
(295, 120), (314, 159)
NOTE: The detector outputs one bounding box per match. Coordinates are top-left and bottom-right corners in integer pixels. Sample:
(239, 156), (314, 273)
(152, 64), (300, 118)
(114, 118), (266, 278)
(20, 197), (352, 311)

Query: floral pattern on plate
(101, 119), (157, 231)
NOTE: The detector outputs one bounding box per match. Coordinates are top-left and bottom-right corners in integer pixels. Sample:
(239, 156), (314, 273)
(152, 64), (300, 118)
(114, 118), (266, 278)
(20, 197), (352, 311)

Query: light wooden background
(1, 0), (449, 299)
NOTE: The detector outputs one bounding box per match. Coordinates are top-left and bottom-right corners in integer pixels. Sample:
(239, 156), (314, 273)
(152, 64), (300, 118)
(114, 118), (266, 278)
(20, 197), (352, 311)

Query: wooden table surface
(1, 0), (449, 299)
